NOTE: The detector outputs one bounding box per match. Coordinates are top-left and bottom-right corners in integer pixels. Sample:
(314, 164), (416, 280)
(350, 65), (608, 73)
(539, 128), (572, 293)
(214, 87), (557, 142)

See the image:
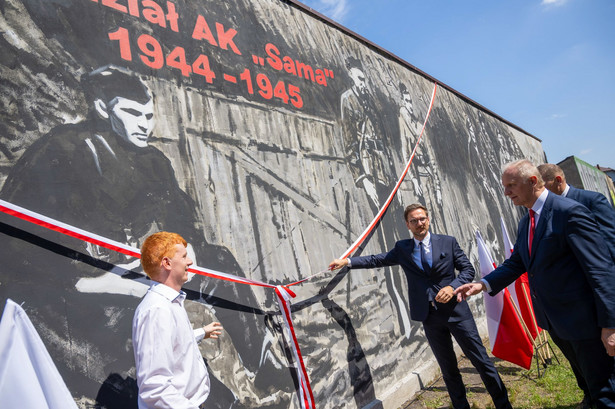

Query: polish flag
(0, 299), (79, 409)
(476, 231), (533, 369)
(500, 219), (542, 339)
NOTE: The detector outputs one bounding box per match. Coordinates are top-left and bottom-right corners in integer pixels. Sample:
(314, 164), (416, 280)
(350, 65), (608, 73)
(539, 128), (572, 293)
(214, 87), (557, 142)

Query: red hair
(140, 232), (187, 278)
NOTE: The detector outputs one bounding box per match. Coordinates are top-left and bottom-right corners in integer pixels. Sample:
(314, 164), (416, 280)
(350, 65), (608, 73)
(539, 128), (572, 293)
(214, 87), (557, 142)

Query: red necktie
(528, 209), (536, 256)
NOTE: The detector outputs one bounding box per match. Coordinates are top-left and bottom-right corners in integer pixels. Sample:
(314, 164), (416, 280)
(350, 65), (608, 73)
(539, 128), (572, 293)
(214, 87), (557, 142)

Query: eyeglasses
(408, 217), (428, 225)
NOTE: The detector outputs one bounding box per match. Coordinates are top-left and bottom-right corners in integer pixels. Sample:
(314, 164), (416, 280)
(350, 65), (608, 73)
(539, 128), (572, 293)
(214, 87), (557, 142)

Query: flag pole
(519, 285), (552, 363)
(507, 294), (548, 366)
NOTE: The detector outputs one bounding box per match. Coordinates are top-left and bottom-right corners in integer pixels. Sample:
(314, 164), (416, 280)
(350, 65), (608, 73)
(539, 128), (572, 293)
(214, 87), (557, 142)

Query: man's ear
(555, 175), (563, 184)
(94, 98), (109, 119)
(160, 256), (171, 270)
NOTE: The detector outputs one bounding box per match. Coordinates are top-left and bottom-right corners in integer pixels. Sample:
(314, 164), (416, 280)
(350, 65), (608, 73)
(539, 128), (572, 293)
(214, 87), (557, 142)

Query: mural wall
(0, 0), (545, 408)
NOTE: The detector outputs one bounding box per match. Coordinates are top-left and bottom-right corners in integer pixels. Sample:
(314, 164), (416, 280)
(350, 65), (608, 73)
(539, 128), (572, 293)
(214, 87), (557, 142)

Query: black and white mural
(0, 0), (545, 408)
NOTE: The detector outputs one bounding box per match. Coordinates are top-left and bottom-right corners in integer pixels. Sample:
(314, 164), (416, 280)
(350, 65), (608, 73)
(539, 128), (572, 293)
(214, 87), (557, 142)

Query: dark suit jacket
(350, 234), (476, 322)
(485, 191), (615, 340)
(566, 185), (615, 261)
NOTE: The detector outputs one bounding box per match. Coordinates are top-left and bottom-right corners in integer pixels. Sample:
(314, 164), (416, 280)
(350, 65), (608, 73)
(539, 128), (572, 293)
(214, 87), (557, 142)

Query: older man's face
(502, 170), (535, 208)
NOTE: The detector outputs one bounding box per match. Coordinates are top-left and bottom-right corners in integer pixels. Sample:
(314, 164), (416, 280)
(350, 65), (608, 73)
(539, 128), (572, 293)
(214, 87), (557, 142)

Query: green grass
(508, 346), (582, 408)
(496, 338), (583, 409)
(407, 334), (584, 409)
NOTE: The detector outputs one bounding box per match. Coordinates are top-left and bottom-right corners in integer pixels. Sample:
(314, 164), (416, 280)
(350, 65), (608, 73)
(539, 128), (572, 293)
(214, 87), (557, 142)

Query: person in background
(538, 163), (615, 262)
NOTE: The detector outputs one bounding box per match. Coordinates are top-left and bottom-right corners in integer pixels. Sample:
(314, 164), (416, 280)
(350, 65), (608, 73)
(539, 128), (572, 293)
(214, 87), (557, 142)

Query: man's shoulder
(569, 186), (609, 205)
(134, 290), (173, 318)
(430, 233), (456, 243)
(394, 238), (414, 248)
(17, 123), (91, 159)
(548, 192), (596, 223)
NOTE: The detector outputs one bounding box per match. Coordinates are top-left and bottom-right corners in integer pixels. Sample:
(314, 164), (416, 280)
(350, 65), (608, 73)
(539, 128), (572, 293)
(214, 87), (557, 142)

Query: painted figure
(339, 60), (413, 339)
(0, 66), (290, 407)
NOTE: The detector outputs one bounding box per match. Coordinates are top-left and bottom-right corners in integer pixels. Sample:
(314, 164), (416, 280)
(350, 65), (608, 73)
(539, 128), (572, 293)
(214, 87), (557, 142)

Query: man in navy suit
(538, 163), (615, 262)
(329, 203), (512, 409)
(456, 159), (615, 409)
(539, 163), (615, 408)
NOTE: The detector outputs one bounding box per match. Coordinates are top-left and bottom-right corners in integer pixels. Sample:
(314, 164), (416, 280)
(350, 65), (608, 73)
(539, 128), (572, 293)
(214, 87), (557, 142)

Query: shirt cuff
(346, 258), (352, 268)
(480, 278), (492, 293)
(194, 327), (205, 343)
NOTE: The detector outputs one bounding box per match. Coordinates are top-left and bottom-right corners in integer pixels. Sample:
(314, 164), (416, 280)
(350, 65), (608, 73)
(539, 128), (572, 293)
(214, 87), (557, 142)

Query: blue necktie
(419, 242), (431, 273)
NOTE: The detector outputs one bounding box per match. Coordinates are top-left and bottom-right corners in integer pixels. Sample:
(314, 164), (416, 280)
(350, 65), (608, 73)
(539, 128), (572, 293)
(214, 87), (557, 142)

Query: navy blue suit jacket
(566, 185), (615, 261)
(350, 234), (476, 322)
(485, 192), (615, 340)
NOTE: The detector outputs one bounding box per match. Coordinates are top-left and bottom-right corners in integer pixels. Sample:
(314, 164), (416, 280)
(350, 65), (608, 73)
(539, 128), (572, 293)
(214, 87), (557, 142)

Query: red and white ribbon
(0, 81), (438, 409)
(0, 198), (313, 409)
(288, 82), (438, 288)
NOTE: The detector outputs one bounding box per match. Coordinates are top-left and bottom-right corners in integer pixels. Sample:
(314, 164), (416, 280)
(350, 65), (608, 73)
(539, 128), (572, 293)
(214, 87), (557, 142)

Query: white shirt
(529, 189), (549, 247)
(132, 282), (210, 409)
(483, 189), (549, 293)
(561, 184), (571, 197)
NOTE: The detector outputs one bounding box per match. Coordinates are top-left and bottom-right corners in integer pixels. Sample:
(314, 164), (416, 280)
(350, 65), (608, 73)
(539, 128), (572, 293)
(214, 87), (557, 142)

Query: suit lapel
(518, 213), (531, 267)
(430, 234), (441, 272)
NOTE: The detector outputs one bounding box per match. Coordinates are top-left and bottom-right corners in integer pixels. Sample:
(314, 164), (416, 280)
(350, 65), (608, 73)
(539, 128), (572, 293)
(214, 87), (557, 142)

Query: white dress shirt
(482, 189), (549, 293)
(132, 282), (210, 409)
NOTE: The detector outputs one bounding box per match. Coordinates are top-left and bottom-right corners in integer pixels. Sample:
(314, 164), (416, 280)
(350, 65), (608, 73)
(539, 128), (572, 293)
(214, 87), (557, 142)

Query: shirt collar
(414, 232), (431, 247)
(531, 188), (549, 215)
(150, 282), (186, 303)
(562, 184), (570, 197)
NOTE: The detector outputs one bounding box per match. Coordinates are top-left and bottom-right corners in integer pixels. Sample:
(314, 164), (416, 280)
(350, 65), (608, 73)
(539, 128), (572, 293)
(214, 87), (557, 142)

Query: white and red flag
(500, 218), (542, 339)
(0, 299), (79, 409)
(476, 230), (533, 370)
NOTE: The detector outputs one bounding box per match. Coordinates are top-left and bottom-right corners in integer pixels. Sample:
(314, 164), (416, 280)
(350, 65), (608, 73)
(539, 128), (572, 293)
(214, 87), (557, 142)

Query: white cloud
(580, 148), (592, 155)
(541, 0), (568, 7)
(548, 113), (567, 120)
(302, 0), (350, 22)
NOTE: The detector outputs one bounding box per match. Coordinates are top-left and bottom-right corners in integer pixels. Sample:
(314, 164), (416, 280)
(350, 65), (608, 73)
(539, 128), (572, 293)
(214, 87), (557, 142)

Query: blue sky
(300, 0), (615, 168)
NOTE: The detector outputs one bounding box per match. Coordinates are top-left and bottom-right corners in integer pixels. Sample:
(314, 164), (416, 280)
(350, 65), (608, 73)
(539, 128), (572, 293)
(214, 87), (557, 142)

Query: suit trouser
(550, 330), (615, 409)
(423, 309), (512, 409)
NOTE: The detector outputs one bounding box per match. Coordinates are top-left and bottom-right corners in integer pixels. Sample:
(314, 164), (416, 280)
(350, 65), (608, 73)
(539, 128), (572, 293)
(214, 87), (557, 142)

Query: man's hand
(329, 259), (349, 271)
(453, 282), (486, 302)
(204, 322), (223, 339)
(435, 285), (454, 303)
(602, 328), (615, 356)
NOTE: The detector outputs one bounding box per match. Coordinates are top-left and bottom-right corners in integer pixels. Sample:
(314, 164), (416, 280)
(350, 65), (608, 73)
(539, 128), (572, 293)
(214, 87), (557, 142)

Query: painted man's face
(108, 96), (155, 148)
(402, 91), (413, 114)
(349, 67), (368, 96)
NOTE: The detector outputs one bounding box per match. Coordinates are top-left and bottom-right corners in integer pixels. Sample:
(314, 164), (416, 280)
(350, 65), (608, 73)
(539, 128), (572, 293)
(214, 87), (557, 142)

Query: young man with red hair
(133, 231), (222, 409)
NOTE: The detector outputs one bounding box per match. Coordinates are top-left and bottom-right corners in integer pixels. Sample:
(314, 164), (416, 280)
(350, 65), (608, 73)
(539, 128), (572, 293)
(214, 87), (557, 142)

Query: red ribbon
(0, 198), (314, 409)
(0, 81), (439, 409)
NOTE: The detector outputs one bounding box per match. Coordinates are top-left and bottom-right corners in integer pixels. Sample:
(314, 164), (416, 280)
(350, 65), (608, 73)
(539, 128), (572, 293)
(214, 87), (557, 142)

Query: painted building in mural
(0, 0), (545, 408)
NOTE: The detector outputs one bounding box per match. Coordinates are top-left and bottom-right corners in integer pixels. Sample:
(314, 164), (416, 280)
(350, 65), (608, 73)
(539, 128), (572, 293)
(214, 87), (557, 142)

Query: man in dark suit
(329, 203), (512, 409)
(538, 163), (615, 408)
(456, 159), (615, 409)
(538, 163), (615, 262)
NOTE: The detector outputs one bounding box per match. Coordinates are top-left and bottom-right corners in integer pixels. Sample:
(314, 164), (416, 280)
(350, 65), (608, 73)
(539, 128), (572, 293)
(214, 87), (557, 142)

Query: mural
(0, 0), (545, 408)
